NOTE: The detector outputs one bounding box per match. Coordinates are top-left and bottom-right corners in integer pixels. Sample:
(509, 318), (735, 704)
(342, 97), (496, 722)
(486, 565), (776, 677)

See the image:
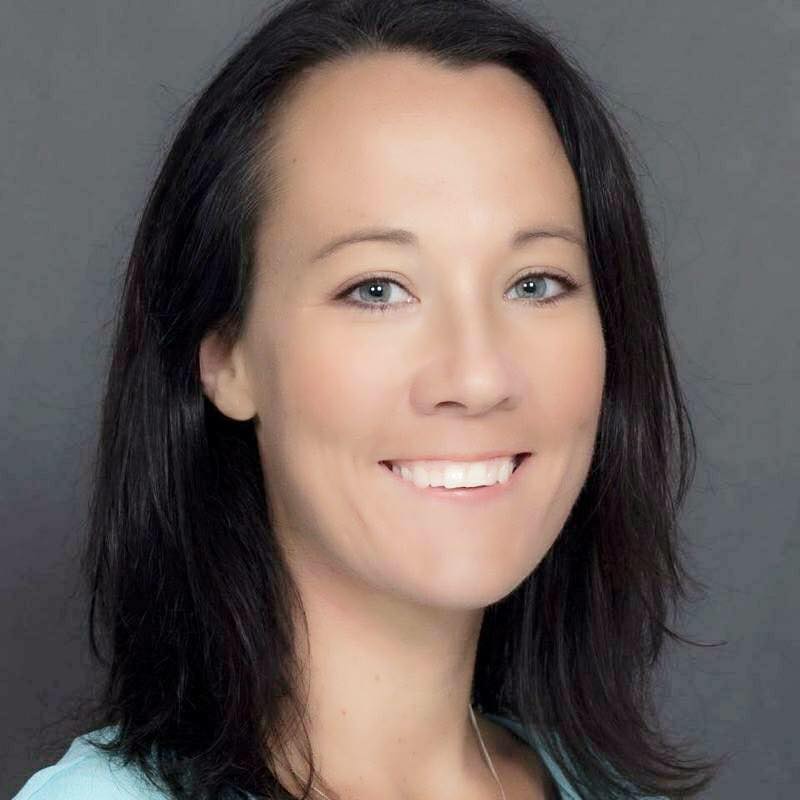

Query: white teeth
(390, 455), (517, 489)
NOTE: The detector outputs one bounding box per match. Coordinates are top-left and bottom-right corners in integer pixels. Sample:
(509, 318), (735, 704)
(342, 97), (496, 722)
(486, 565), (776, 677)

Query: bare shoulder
(477, 715), (559, 800)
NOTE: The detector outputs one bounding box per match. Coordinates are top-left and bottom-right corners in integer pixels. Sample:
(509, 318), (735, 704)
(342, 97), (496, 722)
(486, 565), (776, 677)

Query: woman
(13, 0), (724, 798)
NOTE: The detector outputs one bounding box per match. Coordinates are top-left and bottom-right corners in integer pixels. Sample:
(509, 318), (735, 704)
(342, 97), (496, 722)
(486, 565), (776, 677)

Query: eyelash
(335, 270), (580, 314)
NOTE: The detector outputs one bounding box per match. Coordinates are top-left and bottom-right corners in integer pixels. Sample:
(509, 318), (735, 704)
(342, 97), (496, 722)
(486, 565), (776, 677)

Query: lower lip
(379, 453), (532, 504)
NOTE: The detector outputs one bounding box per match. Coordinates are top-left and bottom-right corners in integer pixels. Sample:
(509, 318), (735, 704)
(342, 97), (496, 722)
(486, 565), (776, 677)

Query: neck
(273, 546), (496, 799)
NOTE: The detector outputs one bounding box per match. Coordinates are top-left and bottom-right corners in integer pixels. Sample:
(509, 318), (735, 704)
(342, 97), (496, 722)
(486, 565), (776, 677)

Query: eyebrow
(310, 225), (587, 262)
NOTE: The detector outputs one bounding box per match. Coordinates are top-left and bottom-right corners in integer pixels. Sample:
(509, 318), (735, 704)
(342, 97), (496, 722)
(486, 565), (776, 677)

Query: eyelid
(334, 268), (574, 293)
(334, 269), (582, 312)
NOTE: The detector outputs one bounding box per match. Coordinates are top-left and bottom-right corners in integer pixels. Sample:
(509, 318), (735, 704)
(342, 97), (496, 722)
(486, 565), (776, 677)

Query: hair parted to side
(78, 0), (726, 797)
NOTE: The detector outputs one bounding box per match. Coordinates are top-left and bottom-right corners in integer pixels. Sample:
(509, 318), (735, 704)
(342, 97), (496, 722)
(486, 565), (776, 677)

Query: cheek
(285, 320), (391, 443)
(525, 316), (606, 442)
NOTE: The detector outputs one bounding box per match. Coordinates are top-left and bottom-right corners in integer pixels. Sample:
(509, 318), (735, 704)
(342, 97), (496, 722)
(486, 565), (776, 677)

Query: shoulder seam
(15, 751), (96, 800)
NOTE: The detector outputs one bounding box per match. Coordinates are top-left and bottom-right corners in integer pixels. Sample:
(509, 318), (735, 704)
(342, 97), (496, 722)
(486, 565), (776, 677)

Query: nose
(410, 302), (525, 417)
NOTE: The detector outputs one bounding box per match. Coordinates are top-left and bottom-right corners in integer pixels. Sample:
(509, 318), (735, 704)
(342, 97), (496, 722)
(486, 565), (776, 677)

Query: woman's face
(203, 51), (605, 609)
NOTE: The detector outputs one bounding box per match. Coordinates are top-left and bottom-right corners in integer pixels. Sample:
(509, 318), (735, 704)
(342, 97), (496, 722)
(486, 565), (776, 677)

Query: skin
(200, 51), (605, 799)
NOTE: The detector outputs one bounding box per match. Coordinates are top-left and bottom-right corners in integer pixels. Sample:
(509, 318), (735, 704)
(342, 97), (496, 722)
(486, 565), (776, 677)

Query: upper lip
(382, 450), (528, 464)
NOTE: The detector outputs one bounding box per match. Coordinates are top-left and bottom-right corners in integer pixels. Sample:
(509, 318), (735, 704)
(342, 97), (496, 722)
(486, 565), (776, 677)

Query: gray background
(2, 1), (797, 797)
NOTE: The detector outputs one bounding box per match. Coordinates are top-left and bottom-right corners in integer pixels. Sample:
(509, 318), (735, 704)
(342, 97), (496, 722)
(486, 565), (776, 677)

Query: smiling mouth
(379, 452), (530, 483)
(380, 453), (528, 469)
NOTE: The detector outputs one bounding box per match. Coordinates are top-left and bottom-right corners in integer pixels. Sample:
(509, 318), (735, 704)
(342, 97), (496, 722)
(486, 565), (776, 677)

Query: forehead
(262, 52), (583, 250)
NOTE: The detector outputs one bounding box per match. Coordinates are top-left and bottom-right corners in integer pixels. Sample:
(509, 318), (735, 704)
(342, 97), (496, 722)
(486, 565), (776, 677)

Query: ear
(198, 330), (258, 421)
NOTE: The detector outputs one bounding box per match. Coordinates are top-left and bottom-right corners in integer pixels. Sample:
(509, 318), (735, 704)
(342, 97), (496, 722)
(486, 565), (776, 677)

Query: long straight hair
(79, 0), (725, 797)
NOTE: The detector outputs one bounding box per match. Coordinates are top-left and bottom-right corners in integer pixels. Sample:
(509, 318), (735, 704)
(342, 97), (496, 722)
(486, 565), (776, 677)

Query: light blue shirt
(12, 714), (659, 799)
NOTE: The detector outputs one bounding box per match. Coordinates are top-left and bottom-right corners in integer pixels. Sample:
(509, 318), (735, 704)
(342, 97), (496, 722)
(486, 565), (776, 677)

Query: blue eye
(335, 271), (581, 314)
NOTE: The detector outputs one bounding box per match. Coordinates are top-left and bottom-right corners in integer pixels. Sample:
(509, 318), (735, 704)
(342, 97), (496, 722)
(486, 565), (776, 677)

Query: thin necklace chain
(307, 705), (506, 800)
